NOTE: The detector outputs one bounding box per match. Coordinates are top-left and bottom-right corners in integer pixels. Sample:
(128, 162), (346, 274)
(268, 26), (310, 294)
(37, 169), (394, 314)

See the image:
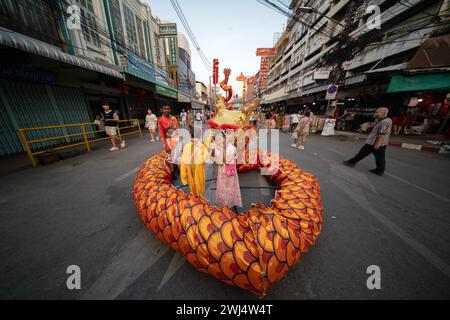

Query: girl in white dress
(145, 109), (158, 142)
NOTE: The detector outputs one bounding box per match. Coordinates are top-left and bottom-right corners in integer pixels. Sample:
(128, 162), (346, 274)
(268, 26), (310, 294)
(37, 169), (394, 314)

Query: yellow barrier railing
(18, 119), (142, 167)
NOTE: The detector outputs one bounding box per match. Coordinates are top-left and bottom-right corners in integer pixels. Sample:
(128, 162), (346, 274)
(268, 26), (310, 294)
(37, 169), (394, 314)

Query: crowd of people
(156, 105), (242, 212)
(95, 103), (395, 211)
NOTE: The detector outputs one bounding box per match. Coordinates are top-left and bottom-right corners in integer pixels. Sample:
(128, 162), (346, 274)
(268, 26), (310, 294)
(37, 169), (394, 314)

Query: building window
(123, 4), (139, 54)
(0, 0), (60, 46)
(154, 32), (161, 64)
(75, 0), (101, 48)
(111, 0), (125, 53)
(135, 16), (146, 58)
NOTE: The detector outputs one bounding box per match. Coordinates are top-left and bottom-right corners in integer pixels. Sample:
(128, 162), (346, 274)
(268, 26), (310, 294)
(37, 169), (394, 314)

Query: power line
(169, 0), (212, 73)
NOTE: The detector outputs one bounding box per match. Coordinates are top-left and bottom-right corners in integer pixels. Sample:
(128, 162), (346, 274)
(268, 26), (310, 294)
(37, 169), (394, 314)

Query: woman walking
(180, 109), (187, 128)
(145, 109), (158, 142)
(291, 111), (311, 150)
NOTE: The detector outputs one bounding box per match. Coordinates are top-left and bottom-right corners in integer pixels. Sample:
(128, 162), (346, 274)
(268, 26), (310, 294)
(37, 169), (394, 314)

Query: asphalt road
(0, 131), (449, 300)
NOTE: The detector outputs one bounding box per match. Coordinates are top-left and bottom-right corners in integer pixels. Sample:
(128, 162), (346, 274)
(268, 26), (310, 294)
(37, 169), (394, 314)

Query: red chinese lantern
(138, 89), (146, 101)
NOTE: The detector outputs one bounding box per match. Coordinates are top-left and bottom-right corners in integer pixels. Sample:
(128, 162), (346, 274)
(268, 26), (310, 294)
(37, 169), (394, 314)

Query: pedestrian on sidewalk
(145, 109), (158, 142)
(101, 103), (125, 151)
(291, 111), (311, 150)
(187, 109), (194, 130)
(180, 109), (187, 128)
(343, 107), (392, 176)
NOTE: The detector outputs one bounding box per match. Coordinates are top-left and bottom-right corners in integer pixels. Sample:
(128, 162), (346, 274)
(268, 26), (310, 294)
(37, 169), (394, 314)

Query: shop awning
(156, 84), (178, 99)
(387, 73), (450, 93)
(0, 27), (123, 79)
(366, 63), (408, 74)
(407, 34), (450, 71)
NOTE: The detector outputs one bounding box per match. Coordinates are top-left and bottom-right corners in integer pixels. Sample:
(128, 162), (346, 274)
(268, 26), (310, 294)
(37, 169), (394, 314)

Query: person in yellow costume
(180, 128), (209, 197)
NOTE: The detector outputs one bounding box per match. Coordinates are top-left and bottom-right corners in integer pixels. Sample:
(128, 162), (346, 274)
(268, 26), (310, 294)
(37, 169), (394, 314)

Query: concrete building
(0, 0), (182, 156)
(196, 81), (208, 104)
(262, 0), (450, 134)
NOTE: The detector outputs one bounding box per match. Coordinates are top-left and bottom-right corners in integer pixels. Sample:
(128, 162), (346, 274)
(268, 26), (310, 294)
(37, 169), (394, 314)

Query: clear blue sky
(145, 0), (287, 94)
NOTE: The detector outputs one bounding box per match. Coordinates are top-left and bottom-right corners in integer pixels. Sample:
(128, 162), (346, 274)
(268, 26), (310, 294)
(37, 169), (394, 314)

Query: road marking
(385, 173), (450, 203)
(333, 176), (450, 280)
(157, 252), (186, 291)
(328, 147), (449, 202)
(81, 229), (169, 299)
(115, 167), (140, 182)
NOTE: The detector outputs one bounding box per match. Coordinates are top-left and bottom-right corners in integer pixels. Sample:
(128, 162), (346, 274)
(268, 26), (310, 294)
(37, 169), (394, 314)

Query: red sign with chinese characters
(213, 59), (219, 84)
(256, 48), (276, 56)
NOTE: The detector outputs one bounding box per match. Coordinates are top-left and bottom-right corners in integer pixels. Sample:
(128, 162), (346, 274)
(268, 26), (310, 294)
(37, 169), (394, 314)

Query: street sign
(159, 23), (177, 37)
(326, 85), (339, 100)
(313, 71), (330, 80)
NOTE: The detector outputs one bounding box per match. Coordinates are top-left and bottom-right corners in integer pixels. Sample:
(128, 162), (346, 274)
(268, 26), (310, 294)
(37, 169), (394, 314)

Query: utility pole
(209, 75), (212, 112)
(325, 0), (361, 117)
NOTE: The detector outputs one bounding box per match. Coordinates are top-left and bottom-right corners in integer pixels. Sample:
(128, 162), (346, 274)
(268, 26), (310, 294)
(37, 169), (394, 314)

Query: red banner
(213, 59), (219, 84)
(256, 48), (276, 56)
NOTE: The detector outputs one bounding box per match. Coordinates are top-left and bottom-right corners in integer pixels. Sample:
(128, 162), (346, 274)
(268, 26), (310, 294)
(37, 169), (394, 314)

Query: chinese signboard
(156, 84), (178, 99)
(256, 48), (276, 56)
(213, 59), (219, 84)
(125, 49), (155, 83)
(236, 72), (246, 82)
(159, 23), (177, 37)
(258, 55), (272, 91)
(167, 36), (179, 67)
(313, 71), (330, 80)
(159, 23), (178, 67)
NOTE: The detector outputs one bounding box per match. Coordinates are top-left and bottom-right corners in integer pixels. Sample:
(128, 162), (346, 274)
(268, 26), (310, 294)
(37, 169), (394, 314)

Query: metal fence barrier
(18, 119), (142, 167)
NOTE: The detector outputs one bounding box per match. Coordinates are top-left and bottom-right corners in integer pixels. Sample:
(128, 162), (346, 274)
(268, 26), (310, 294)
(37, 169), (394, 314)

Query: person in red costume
(157, 105), (178, 152)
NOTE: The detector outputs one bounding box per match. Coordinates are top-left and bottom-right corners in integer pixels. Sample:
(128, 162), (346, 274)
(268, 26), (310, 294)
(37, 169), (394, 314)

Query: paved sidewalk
(334, 131), (450, 154)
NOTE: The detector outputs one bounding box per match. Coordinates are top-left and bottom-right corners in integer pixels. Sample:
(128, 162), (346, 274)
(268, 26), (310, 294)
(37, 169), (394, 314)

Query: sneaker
(120, 140), (126, 149)
(290, 143), (297, 147)
(110, 147), (119, 152)
(298, 145), (305, 150)
(369, 169), (384, 176)
(342, 160), (355, 168)
(151, 139), (155, 143)
(156, 137), (160, 141)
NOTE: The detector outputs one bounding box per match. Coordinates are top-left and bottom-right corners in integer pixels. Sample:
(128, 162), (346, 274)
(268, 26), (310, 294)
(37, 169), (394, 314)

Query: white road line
(328, 147), (450, 203)
(81, 229), (170, 299)
(157, 252), (186, 292)
(115, 167), (140, 182)
(335, 178), (450, 280)
(385, 173), (450, 203)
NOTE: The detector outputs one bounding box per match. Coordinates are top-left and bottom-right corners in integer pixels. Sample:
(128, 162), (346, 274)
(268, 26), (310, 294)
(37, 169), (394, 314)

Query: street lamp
(296, 6), (345, 28)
